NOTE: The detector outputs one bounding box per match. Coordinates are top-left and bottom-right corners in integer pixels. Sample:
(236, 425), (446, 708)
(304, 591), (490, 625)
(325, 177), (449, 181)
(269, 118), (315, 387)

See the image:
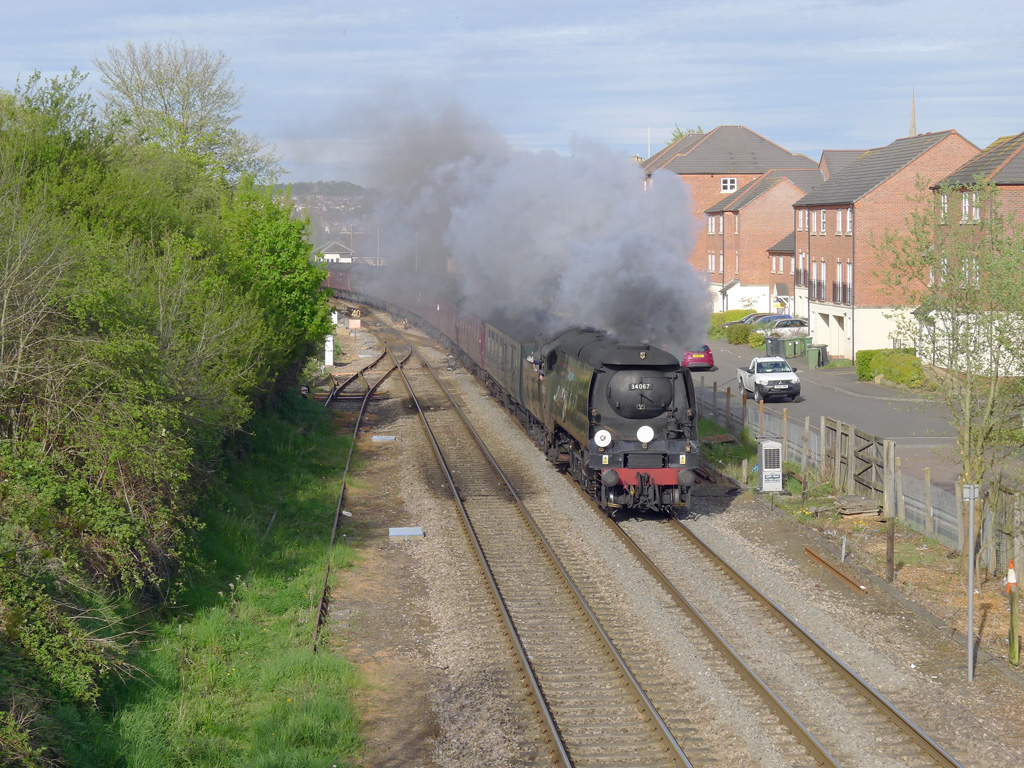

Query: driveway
(692, 341), (961, 490)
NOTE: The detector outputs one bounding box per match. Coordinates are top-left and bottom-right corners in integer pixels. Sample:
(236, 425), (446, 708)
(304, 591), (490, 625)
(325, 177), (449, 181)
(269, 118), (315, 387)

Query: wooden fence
(695, 378), (1021, 574)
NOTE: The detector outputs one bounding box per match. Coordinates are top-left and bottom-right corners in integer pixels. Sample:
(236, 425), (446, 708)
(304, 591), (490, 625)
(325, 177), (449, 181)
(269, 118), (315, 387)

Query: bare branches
(94, 41), (281, 183)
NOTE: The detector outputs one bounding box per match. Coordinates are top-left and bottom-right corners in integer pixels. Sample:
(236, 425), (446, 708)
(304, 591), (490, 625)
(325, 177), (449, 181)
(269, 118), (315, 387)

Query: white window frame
(771, 255), (777, 273)
(707, 215), (715, 234)
(798, 209), (805, 231)
(708, 252), (714, 271)
(811, 210), (817, 234)
(962, 192), (970, 223)
(790, 256), (795, 275)
(836, 209), (843, 235)
(721, 177), (737, 193)
(846, 207), (853, 234)
(971, 192), (980, 220)
(734, 214), (739, 234)
(820, 209), (827, 235)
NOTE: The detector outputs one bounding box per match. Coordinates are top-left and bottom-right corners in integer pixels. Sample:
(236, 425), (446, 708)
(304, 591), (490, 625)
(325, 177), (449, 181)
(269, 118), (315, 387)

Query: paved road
(692, 341), (962, 491)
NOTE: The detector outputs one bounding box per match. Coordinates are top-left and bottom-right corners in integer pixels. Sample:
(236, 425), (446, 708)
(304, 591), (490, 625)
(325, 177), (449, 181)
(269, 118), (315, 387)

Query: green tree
(667, 123), (703, 145)
(223, 179), (332, 393)
(94, 40), (281, 183)
(881, 178), (1024, 487)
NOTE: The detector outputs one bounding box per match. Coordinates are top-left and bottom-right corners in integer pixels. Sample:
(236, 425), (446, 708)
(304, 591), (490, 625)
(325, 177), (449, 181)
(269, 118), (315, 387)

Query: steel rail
(669, 518), (963, 768)
(311, 336), (411, 653)
(391, 338), (697, 768)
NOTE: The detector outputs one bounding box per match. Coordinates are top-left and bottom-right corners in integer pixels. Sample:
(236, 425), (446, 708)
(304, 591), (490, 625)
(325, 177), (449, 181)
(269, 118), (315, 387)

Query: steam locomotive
(325, 266), (699, 518)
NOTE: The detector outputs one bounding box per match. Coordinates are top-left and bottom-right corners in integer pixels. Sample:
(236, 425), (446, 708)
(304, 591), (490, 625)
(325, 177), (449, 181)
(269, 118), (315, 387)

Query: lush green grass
(86, 394), (363, 768)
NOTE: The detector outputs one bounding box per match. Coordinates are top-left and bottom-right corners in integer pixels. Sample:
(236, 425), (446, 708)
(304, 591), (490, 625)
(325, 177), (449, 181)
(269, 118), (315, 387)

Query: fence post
(820, 415), (827, 477)
(923, 468), (933, 538)
(883, 439), (894, 520)
(801, 417), (809, 479)
(833, 422), (843, 490)
(758, 400), (764, 437)
(725, 386), (732, 433)
(895, 455), (906, 521)
(782, 407), (789, 464)
(846, 423), (856, 494)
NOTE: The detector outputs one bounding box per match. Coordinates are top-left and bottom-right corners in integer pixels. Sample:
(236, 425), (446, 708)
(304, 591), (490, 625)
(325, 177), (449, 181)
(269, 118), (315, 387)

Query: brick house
(642, 126), (818, 309)
(791, 131), (979, 359)
(704, 170), (824, 313)
(937, 130), (1024, 227)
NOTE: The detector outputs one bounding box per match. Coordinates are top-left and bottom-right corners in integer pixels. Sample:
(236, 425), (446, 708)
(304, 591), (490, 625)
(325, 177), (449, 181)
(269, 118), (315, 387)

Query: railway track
(337, 310), (965, 767)
(615, 515), (964, 768)
(311, 322), (410, 652)
(389, 335), (696, 768)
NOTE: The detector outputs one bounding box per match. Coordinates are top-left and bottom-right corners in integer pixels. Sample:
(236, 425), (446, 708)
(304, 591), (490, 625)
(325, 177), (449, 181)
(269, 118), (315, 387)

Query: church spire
(909, 88), (917, 136)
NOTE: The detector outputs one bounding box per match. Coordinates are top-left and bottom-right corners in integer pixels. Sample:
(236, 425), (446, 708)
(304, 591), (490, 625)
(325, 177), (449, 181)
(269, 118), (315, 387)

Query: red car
(682, 344), (715, 370)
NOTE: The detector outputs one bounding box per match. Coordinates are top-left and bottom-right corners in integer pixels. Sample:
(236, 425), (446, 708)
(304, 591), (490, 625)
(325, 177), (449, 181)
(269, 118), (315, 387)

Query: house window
(798, 210), (805, 231)
(708, 252), (714, 271)
(836, 209), (843, 235)
(707, 216), (715, 234)
(721, 178), (736, 193)
(718, 253), (724, 273)
(940, 194), (948, 223)
(971, 192), (980, 220)
(820, 210), (827, 235)
(846, 207), (852, 234)
(961, 193), (970, 222)
(811, 211), (817, 234)
(772, 255), (777, 273)
(735, 253), (739, 272)
(790, 256), (795, 274)
(734, 215), (739, 234)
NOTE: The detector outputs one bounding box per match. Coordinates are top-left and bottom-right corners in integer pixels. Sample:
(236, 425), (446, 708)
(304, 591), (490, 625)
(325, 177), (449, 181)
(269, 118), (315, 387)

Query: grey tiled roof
(768, 232), (796, 254)
(706, 169), (824, 213)
(940, 131), (1024, 187)
(642, 125), (816, 175)
(796, 131), (972, 207)
(820, 149), (866, 178)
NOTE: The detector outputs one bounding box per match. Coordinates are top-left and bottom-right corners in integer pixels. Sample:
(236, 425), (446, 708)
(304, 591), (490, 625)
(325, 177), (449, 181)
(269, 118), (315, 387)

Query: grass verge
(91, 393), (363, 768)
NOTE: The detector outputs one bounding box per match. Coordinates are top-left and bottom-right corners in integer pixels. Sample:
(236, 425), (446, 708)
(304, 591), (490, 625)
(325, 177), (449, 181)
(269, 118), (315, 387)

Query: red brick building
(791, 130), (979, 358)
(937, 130), (1024, 227)
(642, 126), (818, 312)
(704, 170), (823, 313)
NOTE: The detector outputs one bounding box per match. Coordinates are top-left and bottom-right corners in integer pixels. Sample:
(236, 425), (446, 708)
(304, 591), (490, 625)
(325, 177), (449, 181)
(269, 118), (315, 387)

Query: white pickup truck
(737, 356), (801, 402)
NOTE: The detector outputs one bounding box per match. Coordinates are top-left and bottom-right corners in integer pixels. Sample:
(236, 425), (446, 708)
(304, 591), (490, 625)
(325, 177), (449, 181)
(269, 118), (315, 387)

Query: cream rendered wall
(716, 283), (771, 314)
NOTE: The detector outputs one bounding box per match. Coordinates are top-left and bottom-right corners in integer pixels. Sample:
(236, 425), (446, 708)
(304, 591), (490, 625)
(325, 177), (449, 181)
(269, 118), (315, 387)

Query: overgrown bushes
(855, 348), (923, 387)
(0, 71), (333, 764)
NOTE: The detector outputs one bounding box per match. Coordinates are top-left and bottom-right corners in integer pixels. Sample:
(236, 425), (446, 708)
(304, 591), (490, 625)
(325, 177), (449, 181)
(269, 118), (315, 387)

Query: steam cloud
(361, 96), (712, 357)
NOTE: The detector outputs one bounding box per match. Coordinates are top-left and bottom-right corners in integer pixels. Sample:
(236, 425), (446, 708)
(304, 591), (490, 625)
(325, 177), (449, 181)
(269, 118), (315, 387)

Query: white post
(964, 483), (979, 683)
(324, 334), (335, 368)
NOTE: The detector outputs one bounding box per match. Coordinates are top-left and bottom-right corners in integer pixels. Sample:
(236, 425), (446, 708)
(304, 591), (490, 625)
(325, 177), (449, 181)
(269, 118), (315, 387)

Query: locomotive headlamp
(677, 469), (696, 486)
(594, 429), (612, 448)
(636, 425), (655, 443)
(684, 442), (693, 454)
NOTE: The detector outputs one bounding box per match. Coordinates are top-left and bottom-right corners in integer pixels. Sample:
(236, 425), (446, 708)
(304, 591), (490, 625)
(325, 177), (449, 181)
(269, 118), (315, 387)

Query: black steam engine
(325, 266), (700, 518)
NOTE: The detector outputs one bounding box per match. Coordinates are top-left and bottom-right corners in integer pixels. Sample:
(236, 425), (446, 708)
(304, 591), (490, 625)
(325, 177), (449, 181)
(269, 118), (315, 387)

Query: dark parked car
(681, 344), (714, 370)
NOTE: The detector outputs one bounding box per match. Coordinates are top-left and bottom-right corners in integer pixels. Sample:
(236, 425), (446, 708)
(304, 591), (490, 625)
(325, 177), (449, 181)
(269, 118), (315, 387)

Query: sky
(4, 0), (1024, 186)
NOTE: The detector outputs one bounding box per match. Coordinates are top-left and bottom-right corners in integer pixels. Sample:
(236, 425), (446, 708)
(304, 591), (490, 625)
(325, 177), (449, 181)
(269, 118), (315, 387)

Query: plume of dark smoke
(361, 95), (711, 356)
